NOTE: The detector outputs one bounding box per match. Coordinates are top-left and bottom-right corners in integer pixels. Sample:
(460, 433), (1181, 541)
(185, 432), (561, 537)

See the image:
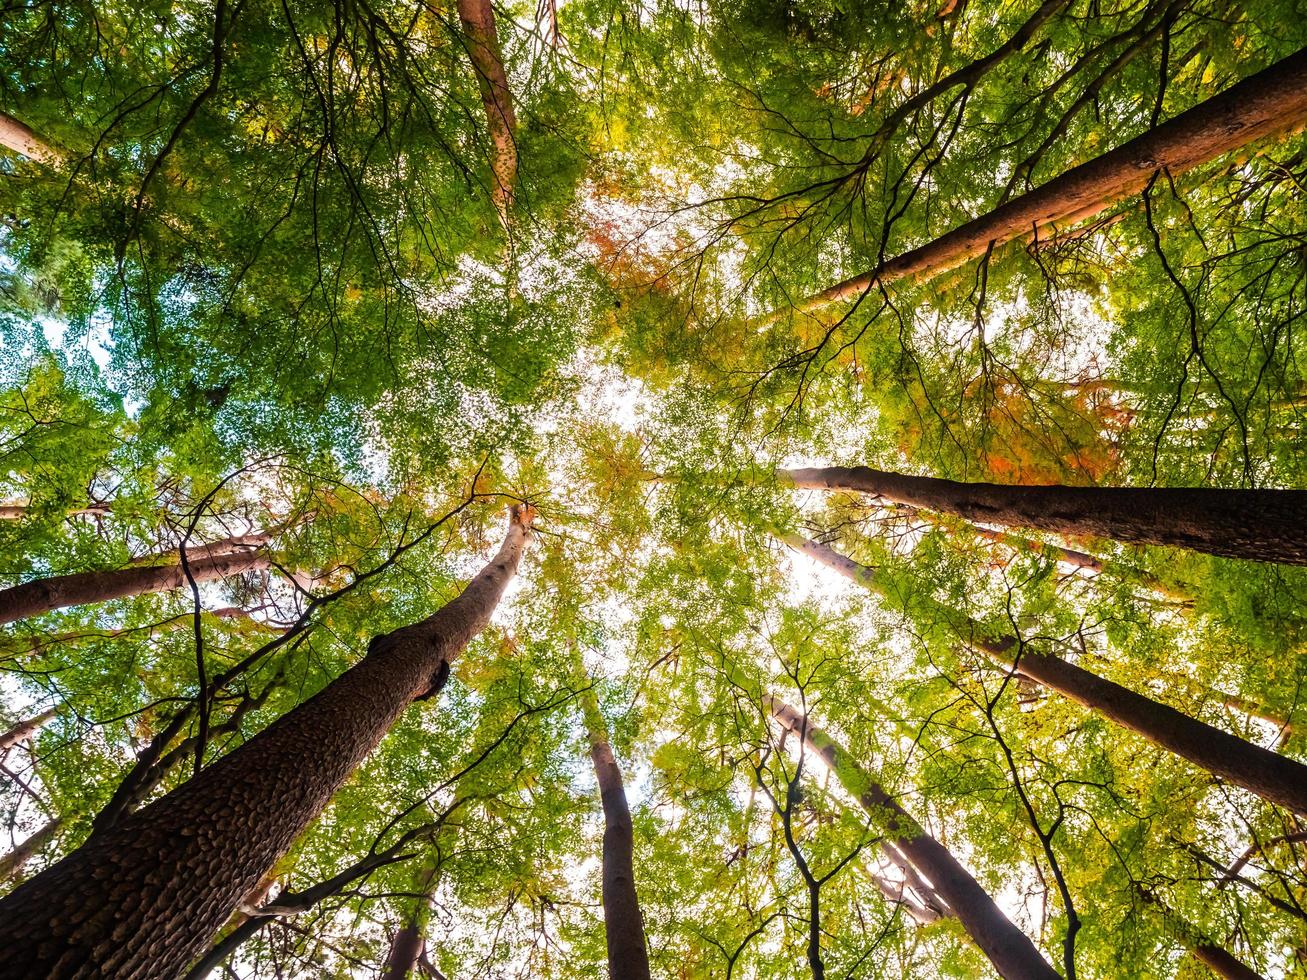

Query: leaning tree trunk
(580, 678), (653, 980)
(456, 0), (518, 224)
(0, 706), (56, 752)
(0, 817), (63, 883)
(767, 698), (1061, 980)
(773, 47), (1307, 319)
(783, 466), (1307, 565)
(0, 111), (58, 163)
(0, 506), (534, 980)
(0, 548), (273, 625)
(784, 533), (1307, 816)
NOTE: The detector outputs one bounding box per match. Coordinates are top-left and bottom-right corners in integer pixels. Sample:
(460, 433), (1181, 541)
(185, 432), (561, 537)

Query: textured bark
(0, 507), (533, 980)
(783, 466), (1307, 565)
(0, 817), (63, 883)
(456, 0), (518, 221)
(784, 533), (1307, 816)
(580, 682), (653, 980)
(768, 699), (1060, 980)
(0, 707), (56, 752)
(0, 111), (59, 164)
(0, 549), (272, 625)
(776, 47), (1307, 319)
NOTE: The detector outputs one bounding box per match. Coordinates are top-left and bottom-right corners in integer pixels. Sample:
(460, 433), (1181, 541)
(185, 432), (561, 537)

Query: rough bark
(767, 699), (1061, 980)
(0, 506), (533, 980)
(0, 549), (273, 625)
(0, 707), (56, 753)
(580, 681), (653, 980)
(0, 111), (59, 164)
(782, 465), (1307, 565)
(784, 533), (1307, 816)
(456, 0), (518, 222)
(775, 47), (1307, 319)
(0, 817), (63, 883)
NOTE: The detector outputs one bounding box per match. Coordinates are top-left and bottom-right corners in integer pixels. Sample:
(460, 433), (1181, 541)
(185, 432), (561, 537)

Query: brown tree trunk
(0, 817), (63, 883)
(1192, 943), (1266, 980)
(0, 549), (272, 625)
(776, 47), (1307, 318)
(784, 533), (1307, 816)
(580, 680), (653, 980)
(0, 506), (534, 980)
(767, 698), (1061, 980)
(381, 924), (426, 980)
(0, 707), (56, 753)
(456, 0), (518, 222)
(0, 111), (59, 164)
(783, 466), (1307, 565)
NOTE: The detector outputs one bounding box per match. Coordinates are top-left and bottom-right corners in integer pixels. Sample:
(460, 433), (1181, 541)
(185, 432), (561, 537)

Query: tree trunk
(0, 506), (534, 980)
(767, 698), (1060, 980)
(0, 707), (56, 752)
(0, 111), (59, 164)
(782, 465), (1307, 565)
(0, 549), (272, 625)
(381, 924), (426, 980)
(784, 533), (1307, 816)
(580, 680), (653, 980)
(1192, 943), (1266, 980)
(0, 817), (63, 883)
(456, 0), (518, 222)
(775, 47), (1307, 318)
(0, 502), (111, 520)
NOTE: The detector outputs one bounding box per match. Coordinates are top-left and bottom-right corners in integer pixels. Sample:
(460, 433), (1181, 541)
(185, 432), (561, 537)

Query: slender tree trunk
(0, 111), (59, 164)
(0, 506), (534, 980)
(1192, 944), (1266, 980)
(456, 0), (518, 222)
(0, 502), (111, 520)
(784, 533), (1307, 816)
(782, 465), (1307, 565)
(767, 698), (1061, 980)
(0, 549), (272, 625)
(580, 679), (653, 980)
(382, 924), (427, 980)
(773, 47), (1307, 319)
(0, 817), (63, 883)
(0, 707), (56, 752)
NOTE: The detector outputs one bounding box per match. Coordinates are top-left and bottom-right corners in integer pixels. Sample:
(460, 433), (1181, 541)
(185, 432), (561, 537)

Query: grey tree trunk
(0, 507), (533, 980)
(783, 466), (1307, 565)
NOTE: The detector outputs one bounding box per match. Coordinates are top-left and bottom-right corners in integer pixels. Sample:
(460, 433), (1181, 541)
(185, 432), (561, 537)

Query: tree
(0, 506), (533, 979)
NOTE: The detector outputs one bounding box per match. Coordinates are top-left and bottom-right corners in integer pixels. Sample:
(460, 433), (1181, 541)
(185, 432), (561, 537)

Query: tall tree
(770, 47), (1307, 319)
(784, 533), (1307, 816)
(0, 506), (534, 979)
(767, 697), (1062, 980)
(783, 466), (1307, 565)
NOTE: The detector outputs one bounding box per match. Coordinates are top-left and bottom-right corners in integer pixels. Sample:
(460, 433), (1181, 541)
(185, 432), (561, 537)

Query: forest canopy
(1, 0), (1306, 978)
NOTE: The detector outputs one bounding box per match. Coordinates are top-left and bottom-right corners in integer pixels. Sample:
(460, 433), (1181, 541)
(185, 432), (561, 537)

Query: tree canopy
(1, 0), (1306, 977)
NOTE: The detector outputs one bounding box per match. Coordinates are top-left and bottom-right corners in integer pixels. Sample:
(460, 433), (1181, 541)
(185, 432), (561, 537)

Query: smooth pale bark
(456, 0), (518, 221)
(0, 507), (533, 980)
(0, 111), (59, 164)
(785, 534), (1307, 816)
(580, 682), (653, 980)
(0, 502), (111, 520)
(767, 698), (1060, 980)
(0, 707), (56, 752)
(0, 549), (272, 625)
(0, 818), (63, 883)
(773, 47), (1307, 319)
(783, 466), (1307, 565)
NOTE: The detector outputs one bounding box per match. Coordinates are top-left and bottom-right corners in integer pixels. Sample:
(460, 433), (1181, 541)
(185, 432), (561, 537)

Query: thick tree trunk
(1192, 943), (1266, 980)
(580, 681), (653, 980)
(0, 506), (533, 980)
(783, 465), (1307, 565)
(774, 47), (1307, 319)
(381, 924), (426, 980)
(456, 0), (518, 221)
(767, 699), (1060, 980)
(0, 111), (59, 164)
(0, 549), (272, 625)
(0, 817), (63, 883)
(784, 534), (1307, 816)
(0, 706), (56, 752)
